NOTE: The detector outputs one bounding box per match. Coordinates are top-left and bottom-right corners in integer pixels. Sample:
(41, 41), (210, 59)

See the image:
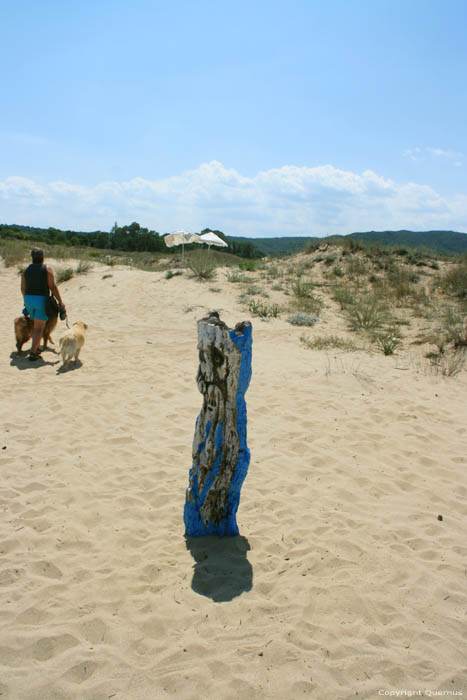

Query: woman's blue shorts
(24, 295), (48, 321)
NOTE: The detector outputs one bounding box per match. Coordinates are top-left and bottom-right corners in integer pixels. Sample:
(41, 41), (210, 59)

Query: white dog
(59, 321), (88, 366)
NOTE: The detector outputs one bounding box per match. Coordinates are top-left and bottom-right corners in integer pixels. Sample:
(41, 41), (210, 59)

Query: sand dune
(1, 259), (466, 699)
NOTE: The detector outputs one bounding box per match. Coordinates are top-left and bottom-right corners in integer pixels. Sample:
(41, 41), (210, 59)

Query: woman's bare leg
(31, 319), (46, 353)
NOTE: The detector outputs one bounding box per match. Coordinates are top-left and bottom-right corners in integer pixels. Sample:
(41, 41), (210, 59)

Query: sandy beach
(1, 257), (466, 700)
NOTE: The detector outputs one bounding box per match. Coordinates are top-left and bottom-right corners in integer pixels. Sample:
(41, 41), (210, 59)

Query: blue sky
(1, 0), (466, 237)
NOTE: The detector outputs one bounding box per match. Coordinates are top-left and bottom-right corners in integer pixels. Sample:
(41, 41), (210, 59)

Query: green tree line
(0, 223), (263, 259)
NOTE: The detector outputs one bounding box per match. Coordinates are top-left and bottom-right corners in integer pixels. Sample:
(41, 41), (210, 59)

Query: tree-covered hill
(346, 230), (467, 254)
(231, 230), (467, 256)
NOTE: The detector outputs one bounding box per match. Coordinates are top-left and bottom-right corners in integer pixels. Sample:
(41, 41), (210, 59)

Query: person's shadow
(9, 351), (59, 370)
(185, 535), (253, 602)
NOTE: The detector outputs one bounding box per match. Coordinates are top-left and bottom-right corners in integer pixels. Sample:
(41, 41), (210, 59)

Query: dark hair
(31, 248), (44, 263)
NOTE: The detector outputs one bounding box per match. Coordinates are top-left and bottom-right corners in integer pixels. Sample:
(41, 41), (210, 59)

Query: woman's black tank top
(24, 264), (49, 296)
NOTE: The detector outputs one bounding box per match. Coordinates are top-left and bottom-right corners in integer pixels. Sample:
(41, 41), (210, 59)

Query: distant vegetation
(231, 230), (467, 256)
(2, 223), (466, 259)
(0, 223), (262, 259)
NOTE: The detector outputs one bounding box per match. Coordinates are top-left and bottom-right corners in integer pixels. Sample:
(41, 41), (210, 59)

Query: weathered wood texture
(184, 312), (252, 537)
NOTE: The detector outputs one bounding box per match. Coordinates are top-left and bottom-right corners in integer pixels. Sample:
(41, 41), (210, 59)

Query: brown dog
(14, 315), (58, 353)
(59, 322), (88, 367)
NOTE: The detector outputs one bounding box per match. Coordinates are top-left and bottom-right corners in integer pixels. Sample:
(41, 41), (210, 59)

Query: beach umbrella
(164, 230), (201, 261)
(199, 231), (228, 253)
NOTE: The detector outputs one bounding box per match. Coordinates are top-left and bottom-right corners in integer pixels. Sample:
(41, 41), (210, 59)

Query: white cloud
(1, 161), (467, 236)
(404, 146), (464, 167)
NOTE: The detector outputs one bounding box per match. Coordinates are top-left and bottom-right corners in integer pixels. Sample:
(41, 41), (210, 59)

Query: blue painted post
(184, 312), (252, 537)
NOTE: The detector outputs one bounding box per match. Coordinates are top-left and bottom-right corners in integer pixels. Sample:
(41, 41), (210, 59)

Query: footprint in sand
(31, 560), (63, 579)
(0, 567), (24, 585)
(31, 634), (79, 661)
(63, 661), (99, 684)
(80, 617), (110, 644)
(16, 606), (50, 625)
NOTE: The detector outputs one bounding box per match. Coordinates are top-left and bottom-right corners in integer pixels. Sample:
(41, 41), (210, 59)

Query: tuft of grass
(289, 277), (323, 315)
(76, 260), (93, 275)
(440, 307), (467, 349)
(345, 257), (368, 280)
(225, 271), (252, 283)
(102, 273), (113, 279)
(346, 294), (389, 332)
(291, 278), (316, 298)
(385, 263), (420, 302)
(209, 286), (221, 293)
(440, 261), (467, 299)
(265, 265), (281, 279)
(187, 252), (216, 281)
(427, 348), (465, 377)
(248, 300), (280, 318)
(300, 334), (360, 351)
(287, 312), (318, 327)
(374, 333), (402, 355)
(332, 285), (356, 309)
(55, 267), (74, 283)
(242, 284), (266, 296)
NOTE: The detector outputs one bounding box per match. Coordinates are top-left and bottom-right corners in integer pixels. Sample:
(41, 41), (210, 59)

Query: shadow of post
(185, 535), (253, 602)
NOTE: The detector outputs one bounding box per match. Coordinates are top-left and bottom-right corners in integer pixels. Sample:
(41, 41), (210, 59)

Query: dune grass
(300, 335), (361, 351)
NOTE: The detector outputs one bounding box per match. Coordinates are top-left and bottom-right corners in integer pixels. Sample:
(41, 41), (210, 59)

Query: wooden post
(184, 312), (252, 537)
